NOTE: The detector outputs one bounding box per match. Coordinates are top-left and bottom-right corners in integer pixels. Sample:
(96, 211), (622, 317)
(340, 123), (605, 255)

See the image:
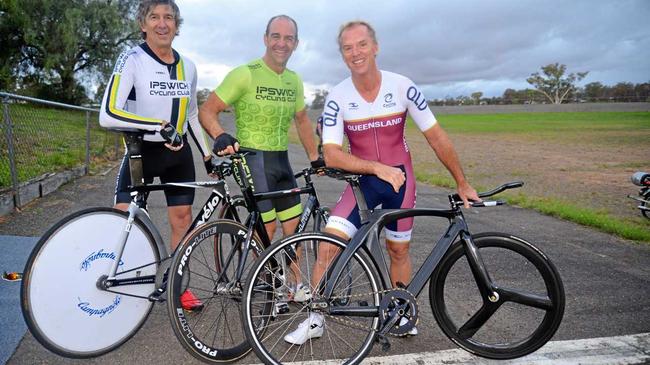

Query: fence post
(85, 110), (91, 174)
(2, 97), (20, 207)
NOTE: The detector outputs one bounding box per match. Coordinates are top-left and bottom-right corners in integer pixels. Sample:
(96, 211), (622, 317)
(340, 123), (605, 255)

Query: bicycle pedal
(377, 335), (391, 352)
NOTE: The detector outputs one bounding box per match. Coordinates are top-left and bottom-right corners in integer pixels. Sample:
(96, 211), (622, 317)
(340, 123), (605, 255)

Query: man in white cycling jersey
(99, 0), (210, 311)
(284, 20), (480, 345)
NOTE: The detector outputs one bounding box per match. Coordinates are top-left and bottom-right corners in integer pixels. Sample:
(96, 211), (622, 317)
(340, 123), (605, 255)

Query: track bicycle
(628, 171), (649, 219)
(166, 152), (338, 363)
(20, 129), (239, 358)
(242, 172), (565, 364)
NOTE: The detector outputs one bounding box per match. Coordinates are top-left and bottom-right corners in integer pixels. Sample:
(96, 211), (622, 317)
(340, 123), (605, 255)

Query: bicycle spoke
(457, 302), (500, 339)
(499, 287), (553, 310)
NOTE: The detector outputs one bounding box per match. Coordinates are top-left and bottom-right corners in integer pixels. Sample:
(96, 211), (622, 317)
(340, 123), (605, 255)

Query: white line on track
(278, 332), (650, 365)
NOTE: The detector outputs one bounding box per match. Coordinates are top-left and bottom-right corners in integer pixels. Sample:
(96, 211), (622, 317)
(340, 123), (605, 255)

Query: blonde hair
(337, 21), (377, 49)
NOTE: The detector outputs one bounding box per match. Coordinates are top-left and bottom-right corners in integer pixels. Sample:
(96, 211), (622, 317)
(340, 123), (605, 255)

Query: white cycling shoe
(400, 317), (418, 336)
(284, 313), (324, 345)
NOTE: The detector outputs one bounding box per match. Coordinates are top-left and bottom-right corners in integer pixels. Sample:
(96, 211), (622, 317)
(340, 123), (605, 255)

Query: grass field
(0, 104), (119, 189)
(302, 110), (650, 242)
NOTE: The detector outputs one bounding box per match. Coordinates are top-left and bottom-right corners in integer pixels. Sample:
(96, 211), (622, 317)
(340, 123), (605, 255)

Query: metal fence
(0, 91), (121, 214)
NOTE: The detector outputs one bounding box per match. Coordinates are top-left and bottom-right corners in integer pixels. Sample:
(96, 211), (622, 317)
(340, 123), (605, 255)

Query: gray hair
(137, 0), (183, 39)
(265, 15), (299, 40)
(337, 20), (377, 49)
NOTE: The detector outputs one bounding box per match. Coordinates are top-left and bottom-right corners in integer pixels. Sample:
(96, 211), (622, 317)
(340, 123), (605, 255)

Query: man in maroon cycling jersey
(284, 20), (480, 345)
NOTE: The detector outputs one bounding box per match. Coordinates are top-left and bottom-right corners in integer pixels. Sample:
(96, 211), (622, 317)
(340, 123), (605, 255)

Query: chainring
(378, 288), (419, 336)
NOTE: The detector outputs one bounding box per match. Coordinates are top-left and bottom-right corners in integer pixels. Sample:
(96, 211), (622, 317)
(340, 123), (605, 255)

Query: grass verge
(415, 170), (650, 243)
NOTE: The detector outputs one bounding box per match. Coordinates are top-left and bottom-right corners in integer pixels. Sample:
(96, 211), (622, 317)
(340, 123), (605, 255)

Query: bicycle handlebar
(450, 181), (523, 207)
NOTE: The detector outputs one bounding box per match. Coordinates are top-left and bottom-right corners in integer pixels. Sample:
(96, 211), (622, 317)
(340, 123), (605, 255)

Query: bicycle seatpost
(124, 133), (144, 187)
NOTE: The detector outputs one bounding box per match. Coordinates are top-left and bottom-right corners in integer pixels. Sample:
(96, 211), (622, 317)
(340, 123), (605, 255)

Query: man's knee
(168, 206), (192, 228)
(387, 241), (410, 262)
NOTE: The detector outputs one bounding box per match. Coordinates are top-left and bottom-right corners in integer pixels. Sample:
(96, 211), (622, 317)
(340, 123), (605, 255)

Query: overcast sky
(173, 0), (650, 102)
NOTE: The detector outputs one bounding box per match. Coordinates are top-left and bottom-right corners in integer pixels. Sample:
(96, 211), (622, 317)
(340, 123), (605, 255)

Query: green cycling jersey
(215, 58), (305, 151)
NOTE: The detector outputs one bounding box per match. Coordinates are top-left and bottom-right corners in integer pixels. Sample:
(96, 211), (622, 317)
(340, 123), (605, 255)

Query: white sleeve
(187, 70), (211, 157)
(402, 77), (437, 132)
(321, 91), (345, 146)
(99, 51), (162, 131)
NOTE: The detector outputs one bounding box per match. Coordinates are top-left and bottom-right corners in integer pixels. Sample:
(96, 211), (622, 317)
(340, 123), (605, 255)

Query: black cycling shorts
(115, 136), (195, 206)
(242, 148), (302, 223)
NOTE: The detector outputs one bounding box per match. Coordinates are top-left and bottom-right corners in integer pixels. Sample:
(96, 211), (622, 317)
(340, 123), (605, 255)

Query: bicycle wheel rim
(243, 232), (381, 365)
(430, 233), (565, 359)
(21, 208), (158, 358)
(168, 220), (261, 363)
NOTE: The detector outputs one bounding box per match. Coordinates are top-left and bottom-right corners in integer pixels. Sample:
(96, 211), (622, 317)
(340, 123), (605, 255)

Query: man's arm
(199, 92), (238, 155)
(422, 123), (480, 207)
(294, 108), (319, 162)
(323, 144), (405, 193)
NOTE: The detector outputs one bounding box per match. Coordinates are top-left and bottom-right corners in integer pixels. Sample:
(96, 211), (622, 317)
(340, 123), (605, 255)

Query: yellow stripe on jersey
(175, 59), (189, 133)
(108, 74), (161, 125)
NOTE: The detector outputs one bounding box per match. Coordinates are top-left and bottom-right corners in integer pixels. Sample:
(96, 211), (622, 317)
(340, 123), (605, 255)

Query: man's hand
(160, 122), (183, 151)
(212, 133), (239, 156)
(457, 182), (481, 209)
(204, 156), (217, 177)
(310, 157), (325, 169)
(374, 163), (405, 193)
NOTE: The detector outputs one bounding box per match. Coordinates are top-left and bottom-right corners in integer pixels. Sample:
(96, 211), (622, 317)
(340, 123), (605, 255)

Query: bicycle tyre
(215, 195), (250, 275)
(641, 188), (649, 219)
(21, 208), (159, 358)
(168, 219), (264, 363)
(429, 233), (565, 359)
(242, 232), (382, 365)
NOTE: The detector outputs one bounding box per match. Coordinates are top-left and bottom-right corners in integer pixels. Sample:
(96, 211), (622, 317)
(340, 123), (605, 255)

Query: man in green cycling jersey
(199, 15), (321, 241)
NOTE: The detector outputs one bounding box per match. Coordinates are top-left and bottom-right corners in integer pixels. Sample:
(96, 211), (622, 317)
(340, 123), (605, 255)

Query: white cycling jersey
(99, 43), (209, 155)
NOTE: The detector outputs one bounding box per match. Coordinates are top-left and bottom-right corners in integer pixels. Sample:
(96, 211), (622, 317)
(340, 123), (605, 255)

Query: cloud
(174, 0), (650, 99)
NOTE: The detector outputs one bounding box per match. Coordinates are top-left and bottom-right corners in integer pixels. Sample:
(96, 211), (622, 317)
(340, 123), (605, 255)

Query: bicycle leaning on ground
(165, 152), (337, 363)
(628, 171), (649, 219)
(19, 128), (244, 358)
(242, 171), (566, 364)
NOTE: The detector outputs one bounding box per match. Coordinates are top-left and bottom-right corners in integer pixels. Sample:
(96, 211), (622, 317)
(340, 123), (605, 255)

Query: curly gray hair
(136, 0), (183, 39)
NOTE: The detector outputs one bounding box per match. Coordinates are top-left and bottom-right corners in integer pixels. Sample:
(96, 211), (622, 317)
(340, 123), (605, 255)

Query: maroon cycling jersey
(321, 71), (438, 241)
(321, 70), (436, 166)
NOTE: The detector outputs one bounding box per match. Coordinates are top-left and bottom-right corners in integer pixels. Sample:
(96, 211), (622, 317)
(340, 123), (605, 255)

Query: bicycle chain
(323, 287), (419, 338)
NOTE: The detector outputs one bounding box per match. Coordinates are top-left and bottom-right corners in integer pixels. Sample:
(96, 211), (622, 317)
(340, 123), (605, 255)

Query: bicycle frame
(226, 155), (328, 284)
(103, 180), (230, 298)
(321, 178), (515, 323)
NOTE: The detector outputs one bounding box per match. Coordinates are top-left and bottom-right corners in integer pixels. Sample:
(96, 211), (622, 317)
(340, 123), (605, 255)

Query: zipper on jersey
(371, 102), (380, 161)
(277, 73), (283, 142)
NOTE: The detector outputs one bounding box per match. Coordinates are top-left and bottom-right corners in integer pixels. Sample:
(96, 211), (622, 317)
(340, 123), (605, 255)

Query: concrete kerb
(0, 165), (87, 216)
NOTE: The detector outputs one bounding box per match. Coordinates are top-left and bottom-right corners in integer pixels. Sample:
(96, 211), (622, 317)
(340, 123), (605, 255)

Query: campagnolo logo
(383, 93), (396, 108)
(77, 296), (121, 318)
(80, 249), (124, 272)
(348, 102), (359, 110)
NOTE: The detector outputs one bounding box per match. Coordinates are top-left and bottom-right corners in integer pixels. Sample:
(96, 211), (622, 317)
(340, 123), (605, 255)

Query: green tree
(0, 0), (27, 91)
(584, 82), (605, 102)
(611, 82), (635, 102)
(9, 0), (139, 103)
(526, 63), (588, 104)
(470, 91), (483, 105)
